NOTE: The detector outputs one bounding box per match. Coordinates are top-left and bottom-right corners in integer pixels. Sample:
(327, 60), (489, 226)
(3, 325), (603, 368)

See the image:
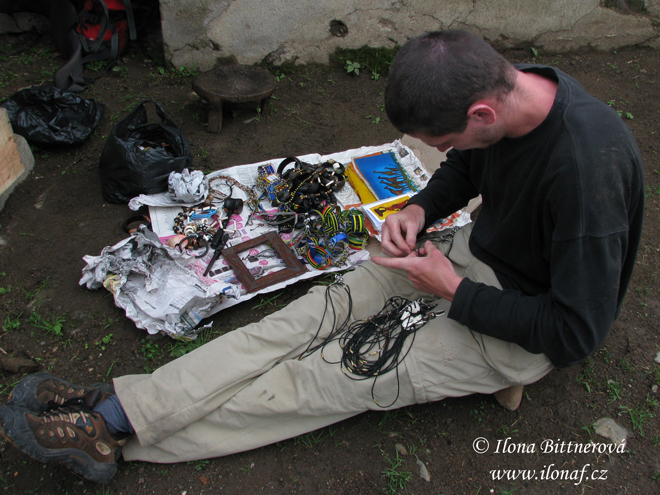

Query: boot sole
(0, 405), (118, 484)
(8, 372), (115, 412)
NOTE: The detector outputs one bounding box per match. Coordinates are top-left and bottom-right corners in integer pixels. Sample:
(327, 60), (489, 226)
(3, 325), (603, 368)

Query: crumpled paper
(127, 168), (208, 210)
(79, 226), (240, 339)
(168, 168), (207, 203)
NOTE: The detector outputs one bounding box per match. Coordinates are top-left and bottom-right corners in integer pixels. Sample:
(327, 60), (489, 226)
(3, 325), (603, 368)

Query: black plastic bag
(99, 100), (192, 203)
(1, 86), (104, 145)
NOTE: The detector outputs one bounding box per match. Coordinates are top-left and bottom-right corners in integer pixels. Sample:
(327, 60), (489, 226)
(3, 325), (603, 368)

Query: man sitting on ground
(0, 30), (644, 484)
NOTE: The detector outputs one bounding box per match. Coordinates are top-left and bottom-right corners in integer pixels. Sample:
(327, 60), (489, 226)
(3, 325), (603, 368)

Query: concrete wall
(159, 0), (659, 70)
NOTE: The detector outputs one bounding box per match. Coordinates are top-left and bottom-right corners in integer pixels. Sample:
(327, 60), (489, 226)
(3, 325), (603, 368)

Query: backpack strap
(54, 0), (138, 92)
(122, 0), (137, 41)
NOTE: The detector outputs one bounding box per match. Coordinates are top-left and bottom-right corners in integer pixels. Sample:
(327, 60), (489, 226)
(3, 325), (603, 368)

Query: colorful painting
(368, 195), (412, 221)
(352, 151), (417, 200)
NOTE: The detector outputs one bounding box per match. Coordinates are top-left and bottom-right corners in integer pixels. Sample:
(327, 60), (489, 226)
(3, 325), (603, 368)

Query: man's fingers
(371, 255), (407, 269)
(381, 222), (412, 257)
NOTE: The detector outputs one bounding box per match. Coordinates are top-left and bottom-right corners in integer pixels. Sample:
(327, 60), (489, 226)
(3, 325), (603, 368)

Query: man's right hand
(380, 204), (426, 257)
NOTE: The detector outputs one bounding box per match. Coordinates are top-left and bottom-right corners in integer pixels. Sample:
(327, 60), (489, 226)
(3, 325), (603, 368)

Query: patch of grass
(381, 451), (412, 494)
(646, 184), (660, 198)
(2, 312), (22, 332)
(619, 403), (655, 436)
(251, 291), (284, 309)
(496, 421), (520, 437)
(332, 45), (399, 81)
(188, 459), (210, 471)
(86, 60), (109, 72)
(96, 333), (114, 351)
(363, 409), (401, 430)
(580, 420), (596, 440)
(22, 277), (52, 302)
(29, 312), (65, 337)
(607, 379), (623, 403)
(576, 357), (597, 393)
(0, 70), (17, 89)
(294, 426), (335, 448)
(365, 114), (381, 124)
(141, 340), (163, 372)
(112, 65), (129, 78)
(168, 328), (220, 358)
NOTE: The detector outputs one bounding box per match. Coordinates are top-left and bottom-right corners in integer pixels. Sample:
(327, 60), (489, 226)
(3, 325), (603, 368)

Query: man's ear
(467, 100), (496, 125)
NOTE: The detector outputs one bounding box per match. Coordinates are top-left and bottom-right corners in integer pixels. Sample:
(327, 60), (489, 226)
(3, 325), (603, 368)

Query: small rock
(652, 384), (658, 394)
(594, 417), (630, 447)
(394, 443), (408, 456)
(417, 459), (431, 482)
(13, 13), (49, 32)
(0, 355), (40, 374)
(655, 351), (660, 364)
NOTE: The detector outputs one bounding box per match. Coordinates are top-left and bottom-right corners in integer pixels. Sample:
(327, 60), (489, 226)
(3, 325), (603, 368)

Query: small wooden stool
(192, 65), (276, 133)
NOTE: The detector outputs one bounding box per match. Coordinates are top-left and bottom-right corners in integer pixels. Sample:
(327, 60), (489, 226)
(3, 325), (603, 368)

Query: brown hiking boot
(0, 404), (125, 484)
(8, 372), (115, 412)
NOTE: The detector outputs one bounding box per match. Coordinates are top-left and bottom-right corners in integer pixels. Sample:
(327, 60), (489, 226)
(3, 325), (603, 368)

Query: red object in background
(76, 0), (131, 54)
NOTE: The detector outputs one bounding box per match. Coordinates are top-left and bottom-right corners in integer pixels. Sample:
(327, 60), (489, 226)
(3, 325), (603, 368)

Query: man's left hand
(372, 241), (463, 302)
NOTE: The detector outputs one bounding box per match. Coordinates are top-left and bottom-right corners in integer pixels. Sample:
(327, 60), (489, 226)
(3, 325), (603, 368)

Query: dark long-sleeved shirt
(407, 64), (645, 368)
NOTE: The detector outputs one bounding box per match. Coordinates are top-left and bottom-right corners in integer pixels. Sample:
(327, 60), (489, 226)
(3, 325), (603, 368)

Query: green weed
(607, 379), (622, 403)
(645, 184), (660, 198)
(294, 427), (335, 448)
(96, 333), (114, 351)
(333, 45), (398, 81)
(2, 312), (21, 332)
(619, 404), (655, 436)
(580, 420), (596, 440)
(141, 340), (163, 372)
(169, 332), (210, 358)
(496, 421), (520, 437)
(29, 312), (65, 337)
(86, 60), (108, 72)
(382, 451), (412, 494)
(252, 292), (284, 309)
(0, 71), (17, 89)
(188, 459), (210, 471)
(112, 65), (129, 78)
(576, 357), (597, 393)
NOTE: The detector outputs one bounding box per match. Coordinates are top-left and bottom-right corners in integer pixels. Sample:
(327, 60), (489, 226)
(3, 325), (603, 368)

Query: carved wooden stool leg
(260, 96), (271, 117)
(207, 101), (223, 133)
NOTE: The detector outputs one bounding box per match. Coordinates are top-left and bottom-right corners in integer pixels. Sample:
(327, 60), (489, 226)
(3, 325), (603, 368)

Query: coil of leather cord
(273, 156), (346, 213)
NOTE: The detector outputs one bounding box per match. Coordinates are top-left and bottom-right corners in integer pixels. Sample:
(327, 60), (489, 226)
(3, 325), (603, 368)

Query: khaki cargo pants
(115, 224), (553, 462)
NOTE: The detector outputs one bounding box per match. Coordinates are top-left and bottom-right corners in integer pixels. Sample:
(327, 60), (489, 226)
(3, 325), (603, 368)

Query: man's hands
(375, 205), (463, 302)
(373, 241), (463, 302)
(380, 204), (426, 257)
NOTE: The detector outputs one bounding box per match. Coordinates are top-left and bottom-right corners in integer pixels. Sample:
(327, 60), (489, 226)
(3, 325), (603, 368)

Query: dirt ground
(0, 11), (659, 495)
